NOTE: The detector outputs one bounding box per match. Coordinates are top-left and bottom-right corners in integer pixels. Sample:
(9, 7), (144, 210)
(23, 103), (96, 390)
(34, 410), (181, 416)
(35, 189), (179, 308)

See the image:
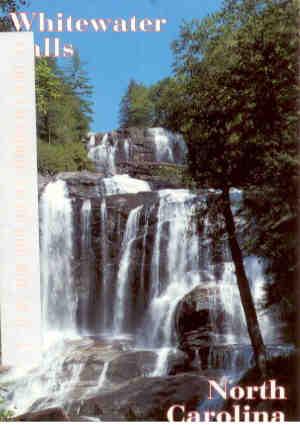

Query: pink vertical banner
(0, 33), (41, 367)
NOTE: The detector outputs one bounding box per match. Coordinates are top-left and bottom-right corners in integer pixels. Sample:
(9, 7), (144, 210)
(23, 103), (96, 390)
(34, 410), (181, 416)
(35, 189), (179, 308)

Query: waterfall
(102, 174), (151, 195)
(87, 132), (96, 148)
(98, 362), (109, 388)
(123, 138), (130, 160)
(151, 348), (176, 377)
(139, 205), (153, 312)
(88, 133), (117, 175)
(100, 199), (109, 331)
(2, 126), (290, 419)
(141, 190), (200, 347)
(79, 200), (93, 333)
(113, 206), (143, 335)
(148, 128), (187, 164)
(40, 180), (77, 342)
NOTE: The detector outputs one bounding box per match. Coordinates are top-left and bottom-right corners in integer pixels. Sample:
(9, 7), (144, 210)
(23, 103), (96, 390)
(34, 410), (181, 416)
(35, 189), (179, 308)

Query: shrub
(37, 141), (94, 175)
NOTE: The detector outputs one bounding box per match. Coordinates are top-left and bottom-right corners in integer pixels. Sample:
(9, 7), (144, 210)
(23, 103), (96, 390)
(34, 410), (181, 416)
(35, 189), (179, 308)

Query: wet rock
(68, 373), (209, 421)
(56, 171), (105, 199)
(167, 350), (190, 375)
(14, 407), (70, 421)
(106, 351), (157, 384)
(60, 338), (127, 386)
(38, 174), (52, 195)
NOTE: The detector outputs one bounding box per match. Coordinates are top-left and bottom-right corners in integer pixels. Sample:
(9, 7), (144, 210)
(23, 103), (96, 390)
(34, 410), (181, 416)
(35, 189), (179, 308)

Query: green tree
(36, 58), (63, 144)
(150, 77), (186, 131)
(36, 53), (93, 145)
(119, 80), (154, 128)
(35, 54), (94, 173)
(63, 50), (94, 137)
(168, 0), (298, 375)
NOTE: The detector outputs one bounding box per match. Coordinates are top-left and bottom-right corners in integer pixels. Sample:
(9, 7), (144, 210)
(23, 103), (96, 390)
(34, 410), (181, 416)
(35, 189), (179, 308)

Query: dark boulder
(67, 373), (209, 421)
(175, 285), (227, 368)
(106, 351), (157, 384)
(14, 407), (70, 421)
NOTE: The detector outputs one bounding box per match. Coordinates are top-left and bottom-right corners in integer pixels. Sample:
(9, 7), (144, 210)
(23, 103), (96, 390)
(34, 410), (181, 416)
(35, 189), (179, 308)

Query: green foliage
(36, 55), (93, 145)
(36, 59), (62, 119)
(62, 51), (94, 135)
(155, 164), (197, 189)
(0, 397), (13, 421)
(119, 80), (154, 128)
(149, 77), (186, 132)
(38, 141), (94, 175)
(35, 53), (93, 173)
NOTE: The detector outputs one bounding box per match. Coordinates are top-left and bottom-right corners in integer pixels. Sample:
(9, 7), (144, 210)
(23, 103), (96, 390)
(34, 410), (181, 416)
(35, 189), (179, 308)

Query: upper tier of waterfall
(86, 127), (188, 177)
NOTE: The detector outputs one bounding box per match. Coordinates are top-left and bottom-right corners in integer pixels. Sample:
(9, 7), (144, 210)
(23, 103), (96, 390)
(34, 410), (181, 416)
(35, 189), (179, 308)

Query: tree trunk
(221, 186), (267, 377)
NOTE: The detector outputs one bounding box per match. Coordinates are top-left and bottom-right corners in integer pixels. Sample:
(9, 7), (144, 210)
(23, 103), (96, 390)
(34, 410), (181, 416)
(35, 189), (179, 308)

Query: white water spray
(113, 206), (143, 334)
(40, 180), (77, 341)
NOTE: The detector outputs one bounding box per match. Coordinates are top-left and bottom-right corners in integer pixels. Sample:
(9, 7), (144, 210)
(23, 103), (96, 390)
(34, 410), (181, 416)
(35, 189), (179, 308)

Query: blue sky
(25, 0), (223, 131)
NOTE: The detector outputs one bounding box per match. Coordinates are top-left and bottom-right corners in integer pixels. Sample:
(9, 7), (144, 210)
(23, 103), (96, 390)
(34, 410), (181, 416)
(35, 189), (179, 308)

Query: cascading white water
(148, 128), (187, 164)
(87, 132), (96, 148)
(100, 199), (109, 331)
(102, 174), (151, 195)
(88, 133), (117, 175)
(80, 200), (92, 333)
(113, 206), (143, 335)
(141, 190), (200, 348)
(40, 180), (77, 342)
(123, 139), (130, 160)
(98, 361), (109, 388)
(151, 348), (176, 377)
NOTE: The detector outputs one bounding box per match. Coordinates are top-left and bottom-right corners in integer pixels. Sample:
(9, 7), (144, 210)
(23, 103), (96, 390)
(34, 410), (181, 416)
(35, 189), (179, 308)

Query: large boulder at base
(67, 373), (209, 421)
(14, 407), (70, 421)
(175, 285), (227, 368)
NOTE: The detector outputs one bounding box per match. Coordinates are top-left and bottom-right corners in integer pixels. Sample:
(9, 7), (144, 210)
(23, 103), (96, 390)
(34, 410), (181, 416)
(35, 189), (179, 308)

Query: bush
(38, 141), (94, 175)
(155, 164), (196, 189)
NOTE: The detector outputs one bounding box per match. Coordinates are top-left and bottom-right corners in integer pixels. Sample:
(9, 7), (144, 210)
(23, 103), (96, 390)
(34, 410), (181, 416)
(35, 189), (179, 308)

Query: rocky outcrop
(117, 161), (187, 190)
(175, 285), (227, 368)
(15, 407), (70, 421)
(56, 171), (105, 199)
(106, 351), (157, 384)
(67, 373), (209, 421)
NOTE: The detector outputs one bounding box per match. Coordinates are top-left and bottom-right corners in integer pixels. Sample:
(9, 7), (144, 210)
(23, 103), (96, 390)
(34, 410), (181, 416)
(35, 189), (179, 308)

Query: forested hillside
(0, 0), (94, 174)
(36, 54), (94, 174)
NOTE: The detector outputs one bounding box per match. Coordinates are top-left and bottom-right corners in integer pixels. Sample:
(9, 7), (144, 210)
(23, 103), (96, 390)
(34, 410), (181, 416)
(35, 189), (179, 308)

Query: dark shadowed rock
(175, 285), (227, 368)
(106, 351), (157, 384)
(14, 407), (70, 421)
(67, 373), (209, 421)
